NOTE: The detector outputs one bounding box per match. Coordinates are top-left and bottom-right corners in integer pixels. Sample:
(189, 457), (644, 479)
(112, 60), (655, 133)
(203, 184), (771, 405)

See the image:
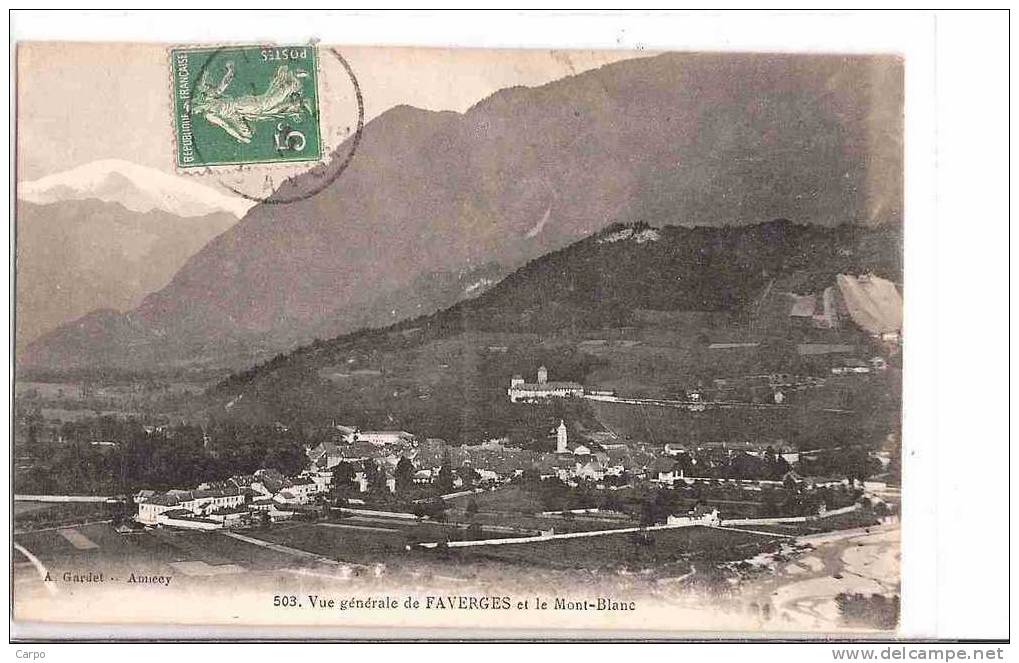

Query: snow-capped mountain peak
(18, 159), (255, 218)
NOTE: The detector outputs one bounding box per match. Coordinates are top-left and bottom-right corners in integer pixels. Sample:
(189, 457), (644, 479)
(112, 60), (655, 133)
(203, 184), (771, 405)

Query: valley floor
(11, 508), (900, 634)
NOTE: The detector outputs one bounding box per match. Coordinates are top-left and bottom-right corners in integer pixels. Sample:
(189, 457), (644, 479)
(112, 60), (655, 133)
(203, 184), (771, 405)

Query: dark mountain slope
(206, 220), (901, 440)
(385, 219), (901, 338)
(15, 200), (237, 350)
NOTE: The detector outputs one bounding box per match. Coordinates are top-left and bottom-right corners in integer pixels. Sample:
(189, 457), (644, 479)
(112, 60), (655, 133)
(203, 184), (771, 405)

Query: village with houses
(9, 274), (905, 638)
(17, 263), (894, 629)
(14, 265), (902, 619)
(15, 267), (903, 601)
(11, 220), (905, 633)
(126, 360), (898, 538)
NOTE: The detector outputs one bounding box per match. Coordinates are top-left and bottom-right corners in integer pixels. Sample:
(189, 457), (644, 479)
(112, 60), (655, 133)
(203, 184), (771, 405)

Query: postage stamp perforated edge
(168, 42), (329, 176)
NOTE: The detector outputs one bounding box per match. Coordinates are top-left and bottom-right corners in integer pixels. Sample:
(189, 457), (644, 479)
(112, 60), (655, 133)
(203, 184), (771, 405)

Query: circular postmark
(174, 44), (364, 205)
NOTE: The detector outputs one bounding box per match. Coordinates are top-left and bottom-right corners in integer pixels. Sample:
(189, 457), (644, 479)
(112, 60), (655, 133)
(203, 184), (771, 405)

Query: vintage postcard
(12, 41), (903, 638)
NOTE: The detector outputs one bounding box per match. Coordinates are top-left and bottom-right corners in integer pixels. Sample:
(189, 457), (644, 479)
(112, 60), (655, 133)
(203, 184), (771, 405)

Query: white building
(310, 471), (332, 492)
(667, 508), (720, 527)
(137, 487), (246, 525)
(575, 460), (606, 481)
(155, 509), (222, 530)
(508, 366), (584, 403)
(273, 490), (303, 506)
(335, 424), (358, 442)
(358, 431), (416, 446)
(287, 478), (320, 503)
(247, 498), (275, 512)
(476, 468), (500, 482)
(207, 507), (248, 528)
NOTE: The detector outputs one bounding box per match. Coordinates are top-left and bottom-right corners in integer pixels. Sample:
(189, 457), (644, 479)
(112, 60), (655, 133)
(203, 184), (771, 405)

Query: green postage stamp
(171, 45), (323, 168)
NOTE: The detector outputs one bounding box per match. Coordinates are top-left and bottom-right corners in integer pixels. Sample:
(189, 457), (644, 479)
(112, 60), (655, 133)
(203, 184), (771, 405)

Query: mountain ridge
(19, 159), (254, 218)
(23, 52), (902, 372)
(205, 219), (901, 442)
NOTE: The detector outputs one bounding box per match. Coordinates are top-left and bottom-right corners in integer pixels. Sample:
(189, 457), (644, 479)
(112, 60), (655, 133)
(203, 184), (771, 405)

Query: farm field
(449, 510), (636, 534)
(16, 523), (182, 574)
(250, 522), (410, 565)
(444, 486), (639, 533)
(446, 486), (543, 513)
(14, 501), (125, 531)
(13, 522), (304, 578)
(430, 525), (781, 575)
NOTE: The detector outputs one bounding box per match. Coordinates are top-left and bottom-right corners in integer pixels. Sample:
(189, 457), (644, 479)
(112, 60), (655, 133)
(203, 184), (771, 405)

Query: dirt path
(318, 522), (400, 533)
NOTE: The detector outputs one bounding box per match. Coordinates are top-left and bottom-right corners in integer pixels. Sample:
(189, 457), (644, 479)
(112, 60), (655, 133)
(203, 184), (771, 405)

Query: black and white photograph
(5, 8), (1011, 653)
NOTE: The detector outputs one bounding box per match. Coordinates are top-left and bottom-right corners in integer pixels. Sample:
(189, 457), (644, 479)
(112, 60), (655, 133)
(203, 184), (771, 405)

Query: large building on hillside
(507, 366), (584, 403)
(358, 430), (416, 447)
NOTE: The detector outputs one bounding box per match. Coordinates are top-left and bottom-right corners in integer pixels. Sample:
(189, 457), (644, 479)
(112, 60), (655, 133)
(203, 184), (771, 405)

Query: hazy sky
(17, 42), (647, 181)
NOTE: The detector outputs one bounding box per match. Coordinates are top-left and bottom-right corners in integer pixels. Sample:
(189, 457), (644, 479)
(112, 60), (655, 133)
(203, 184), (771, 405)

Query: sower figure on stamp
(193, 61), (314, 144)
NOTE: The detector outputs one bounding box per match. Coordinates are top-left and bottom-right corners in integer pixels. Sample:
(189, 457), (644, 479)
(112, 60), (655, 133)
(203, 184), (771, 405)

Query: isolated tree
(369, 463), (390, 497)
(838, 447), (880, 485)
(674, 452), (694, 477)
(639, 500), (659, 527)
(363, 459), (379, 487)
(458, 464), (480, 487)
(770, 456), (791, 481)
(601, 493), (624, 513)
(436, 455), (455, 494)
(330, 462), (357, 505)
(395, 457), (415, 494)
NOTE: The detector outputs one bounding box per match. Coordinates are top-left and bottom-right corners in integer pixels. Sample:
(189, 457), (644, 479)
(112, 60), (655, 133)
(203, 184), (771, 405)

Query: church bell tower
(556, 419), (568, 453)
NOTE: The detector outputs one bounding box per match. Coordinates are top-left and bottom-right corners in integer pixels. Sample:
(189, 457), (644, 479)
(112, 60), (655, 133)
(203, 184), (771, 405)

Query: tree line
(17, 418), (307, 496)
